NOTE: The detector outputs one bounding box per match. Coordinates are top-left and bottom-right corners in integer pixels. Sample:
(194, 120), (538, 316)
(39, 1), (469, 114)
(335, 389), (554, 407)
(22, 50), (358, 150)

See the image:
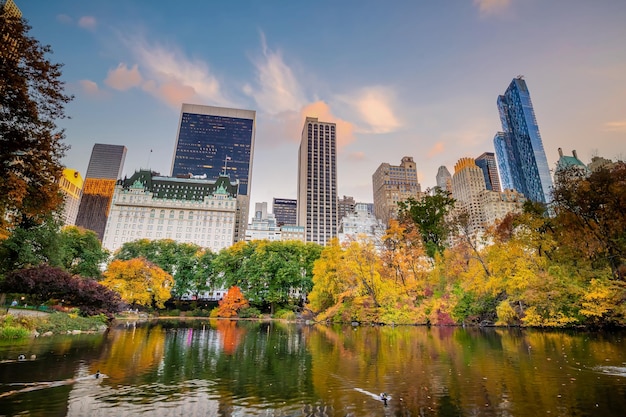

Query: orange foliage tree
(216, 286), (249, 318)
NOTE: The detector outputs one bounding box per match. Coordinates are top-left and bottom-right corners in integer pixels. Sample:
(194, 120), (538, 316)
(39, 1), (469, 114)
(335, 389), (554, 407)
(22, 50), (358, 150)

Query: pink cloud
(78, 16), (97, 30)
(604, 121), (626, 132)
(142, 78), (198, 108)
(338, 87), (401, 134)
(79, 79), (101, 96)
(56, 14), (72, 24)
(427, 142), (445, 158)
(347, 151), (366, 161)
(474, 0), (511, 16)
(300, 101), (355, 149)
(105, 63), (143, 91)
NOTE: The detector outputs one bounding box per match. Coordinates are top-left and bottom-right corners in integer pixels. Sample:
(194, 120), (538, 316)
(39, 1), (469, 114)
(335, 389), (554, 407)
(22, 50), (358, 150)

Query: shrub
(0, 325), (29, 339)
(238, 307), (261, 318)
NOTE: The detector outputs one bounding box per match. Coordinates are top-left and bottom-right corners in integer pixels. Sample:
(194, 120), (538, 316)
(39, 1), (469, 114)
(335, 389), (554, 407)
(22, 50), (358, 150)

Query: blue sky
(19, 0), (626, 211)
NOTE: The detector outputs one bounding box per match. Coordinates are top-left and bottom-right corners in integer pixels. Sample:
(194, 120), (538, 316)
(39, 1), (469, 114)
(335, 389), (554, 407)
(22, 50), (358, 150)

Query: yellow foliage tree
(102, 258), (173, 308)
(308, 238), (353, 313)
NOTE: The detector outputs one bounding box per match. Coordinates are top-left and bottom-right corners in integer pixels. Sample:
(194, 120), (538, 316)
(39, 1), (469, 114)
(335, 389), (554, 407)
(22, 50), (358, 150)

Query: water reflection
(0, 321), (625, 416)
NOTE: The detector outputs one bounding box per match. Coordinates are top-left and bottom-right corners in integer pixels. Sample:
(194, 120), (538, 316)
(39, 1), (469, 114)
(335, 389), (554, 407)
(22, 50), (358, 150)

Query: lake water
(1, 319), (625, 416)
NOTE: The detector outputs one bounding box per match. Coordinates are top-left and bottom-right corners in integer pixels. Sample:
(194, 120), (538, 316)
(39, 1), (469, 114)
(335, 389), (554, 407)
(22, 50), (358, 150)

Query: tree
(552, 163), (626, 280)
(0, 214), (63, 274)
(101, 258), (173, 309)
(398, 188), (456, 258)
(216, 286), (249, 318)
(0, 12), (73, 238)
(114, 239), (210, 298)
(59, 226), (109, 278)
(215, 240), (322, 313)
(0, 265), (123, 318)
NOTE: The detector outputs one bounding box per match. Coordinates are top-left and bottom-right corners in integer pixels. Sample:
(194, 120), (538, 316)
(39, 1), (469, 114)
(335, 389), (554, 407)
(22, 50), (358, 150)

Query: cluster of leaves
(215, 286), (249, 318)
(0, 13), (72, 238)
(114, 239), (214, 299)
(0, 222), (108, 278)
(213, 240), (323, 313)
(0, 265), (123, 318)
(101, 258), (173, 309)
(310, 164), (626, 327)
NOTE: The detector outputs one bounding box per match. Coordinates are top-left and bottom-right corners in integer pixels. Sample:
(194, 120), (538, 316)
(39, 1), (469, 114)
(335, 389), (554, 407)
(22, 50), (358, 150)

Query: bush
(274, 309), (296, 320)
(0, 325), (29, 339)
(238, 307), (261, 318)
(191, 309), (210, 317)
(35, 312), (108, 333)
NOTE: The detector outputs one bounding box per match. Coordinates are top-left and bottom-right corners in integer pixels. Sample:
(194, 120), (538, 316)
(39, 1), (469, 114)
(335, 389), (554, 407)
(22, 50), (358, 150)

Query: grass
(0, 312), (109, 339)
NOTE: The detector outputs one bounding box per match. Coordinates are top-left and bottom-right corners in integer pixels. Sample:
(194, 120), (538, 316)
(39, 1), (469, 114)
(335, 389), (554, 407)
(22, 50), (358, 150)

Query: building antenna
(223, 155), (231, 176)
(146, 149), (152, 170)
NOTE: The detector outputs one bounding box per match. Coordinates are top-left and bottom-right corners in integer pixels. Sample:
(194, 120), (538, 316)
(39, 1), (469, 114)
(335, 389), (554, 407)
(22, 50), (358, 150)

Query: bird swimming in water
(380, 392), (389, 406)
(95, 370), (100, 379)
(17, 354), (26, 361)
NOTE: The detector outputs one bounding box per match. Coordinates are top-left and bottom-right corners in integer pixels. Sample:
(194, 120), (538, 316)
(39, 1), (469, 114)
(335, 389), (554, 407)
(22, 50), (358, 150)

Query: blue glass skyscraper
(171, 104), (255, 242)
(494, 77), (552, 203)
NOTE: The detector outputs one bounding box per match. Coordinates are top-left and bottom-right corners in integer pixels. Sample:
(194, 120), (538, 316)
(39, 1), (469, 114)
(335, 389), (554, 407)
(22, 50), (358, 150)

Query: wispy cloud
(78, 16), (97, 30)
(127, 38), (232, 108)
(78, 79), (107, 98)
(105, 63), (143, 91)
(427, 142), (445, 158)
(473, 0), (511, 16)
(56, 14), (72, 24)
(338, 86), (401, 134)
(243, 32), (307, 115)
(300, 101), (355, 149)
(346, 151), (366, 161)
(603, 121), (626, 132)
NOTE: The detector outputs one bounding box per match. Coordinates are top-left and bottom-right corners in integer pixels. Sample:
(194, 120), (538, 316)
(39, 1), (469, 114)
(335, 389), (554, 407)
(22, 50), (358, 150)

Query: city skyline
(16, 1), (626, 208)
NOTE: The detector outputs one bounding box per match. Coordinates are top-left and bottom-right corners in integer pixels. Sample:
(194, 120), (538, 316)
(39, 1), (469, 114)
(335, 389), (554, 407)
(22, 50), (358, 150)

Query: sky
(18, 0), (626, 215)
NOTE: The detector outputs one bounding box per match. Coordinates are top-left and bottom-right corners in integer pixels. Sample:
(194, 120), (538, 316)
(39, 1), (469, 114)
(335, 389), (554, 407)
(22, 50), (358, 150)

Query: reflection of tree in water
(216, 319), (246, 355)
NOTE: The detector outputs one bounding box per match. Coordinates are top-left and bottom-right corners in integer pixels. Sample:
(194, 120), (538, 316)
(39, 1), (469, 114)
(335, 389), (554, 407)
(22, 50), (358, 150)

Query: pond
(1, 320), (625, 416)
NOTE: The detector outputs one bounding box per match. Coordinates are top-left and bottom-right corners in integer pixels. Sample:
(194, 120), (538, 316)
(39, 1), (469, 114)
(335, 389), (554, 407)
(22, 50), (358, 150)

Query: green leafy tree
(0, 214), (63, 274)
(59, 226), (108, 278)
(398, 187), (456, 258)
(214, 240), (322, 313)
(0, 12), (72, 238)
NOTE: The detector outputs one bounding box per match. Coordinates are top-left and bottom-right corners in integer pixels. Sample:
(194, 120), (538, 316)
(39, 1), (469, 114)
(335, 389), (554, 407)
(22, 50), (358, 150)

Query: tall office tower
(435, 165), (452, 192)
(171, 104), (256, 242)
(372, 156), (422, 225)
(297, 117), (338, 245)
(451, 158), (488, 235)
(1, 0), (23, 61)
(58, 168), (83, 226)
(337, 195), (356, 223)
(75, 144), (126, 240)
(493, 132), (514, 190)
(495, 76), (552, 203)
(475, 152), (501, 192)
(273, 198), (297, 226)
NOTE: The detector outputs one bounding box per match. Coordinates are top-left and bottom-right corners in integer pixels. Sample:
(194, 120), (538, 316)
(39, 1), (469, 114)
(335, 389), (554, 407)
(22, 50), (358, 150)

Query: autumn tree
(216, 286), (249, 318)
(114, 239), (214, 298)
(398, 187), (456, 258)
(102, 258), (173, 309)
(552, 163), (626, 280)
(0, 12), (73, 238)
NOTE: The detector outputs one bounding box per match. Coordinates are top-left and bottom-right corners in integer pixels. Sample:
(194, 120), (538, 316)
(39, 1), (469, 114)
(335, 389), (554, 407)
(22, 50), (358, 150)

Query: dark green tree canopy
(398, 187), (456, 258)
(0, 13), (72, 237)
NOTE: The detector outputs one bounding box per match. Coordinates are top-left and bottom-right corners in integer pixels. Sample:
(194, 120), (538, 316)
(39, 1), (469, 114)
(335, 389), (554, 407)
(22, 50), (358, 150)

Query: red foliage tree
(1, 264), (123, 318)
(216, 286), (249, 318)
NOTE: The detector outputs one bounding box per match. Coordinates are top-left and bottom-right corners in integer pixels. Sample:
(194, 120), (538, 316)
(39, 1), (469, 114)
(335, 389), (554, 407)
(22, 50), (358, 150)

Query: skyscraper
(495, 77), (552, 203)
(435, 165), (452, 192)
(273, 198), (297, 227)
(372, 156), (421, 225)
(58, 168), (83, 226)
(475, 152), (501, 192)
(297, 117), (338, 245)
(171, 104), (256, 242)
(75, 144), (126, 240)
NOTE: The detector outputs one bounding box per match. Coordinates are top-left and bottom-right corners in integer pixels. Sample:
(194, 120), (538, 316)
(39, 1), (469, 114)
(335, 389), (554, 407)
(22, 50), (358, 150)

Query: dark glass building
(75, 143), (127, 240)
(171, 104), (255, 196)
(475, 152), (501, 192)
(494, 77), (552, 203)
(171, 104), (256, 242)
(272, 198), (297, 227)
